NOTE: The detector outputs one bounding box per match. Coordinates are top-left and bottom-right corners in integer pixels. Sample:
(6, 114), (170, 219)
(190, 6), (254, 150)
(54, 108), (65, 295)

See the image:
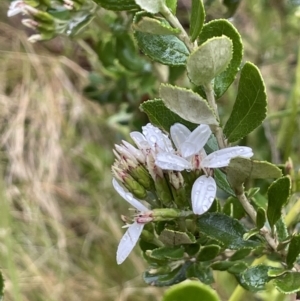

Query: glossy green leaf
(150, 246), (185, 260)
(223, 197), (245, 219)
(93, 0), (139, 10)
(223, 62), (267, 142)
(133, 14), (180, 35)
(159, 84), (218, 125)
(287, 234), (300, 268)
(186, 263), (214, 284)
(198, 19), (243, 98)
(210, 261), (235, 271)
(267, 176), (291, 228)
(135, 0), (164, 13)
(187, 36), (233, 86)
(242, 265), (275, 292)
(143, 262), (191, 286)
(230, 248), (252, 261)
(197, 213), (261, 249)
(134, 32), (189, 66)
(162, 280), (220, 301)
(190, 0), (205, 42)
(256, 207), (266, 229)
(273, 272), (300, 294)
(197, 245), (221, 261)
(159, 229), (196, 246)
(227, 158), (282, 188)
(140, 99), (197, 132)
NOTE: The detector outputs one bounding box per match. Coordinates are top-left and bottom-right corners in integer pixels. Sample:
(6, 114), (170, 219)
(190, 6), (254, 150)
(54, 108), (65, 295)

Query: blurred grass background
(0, 0), (299, 300)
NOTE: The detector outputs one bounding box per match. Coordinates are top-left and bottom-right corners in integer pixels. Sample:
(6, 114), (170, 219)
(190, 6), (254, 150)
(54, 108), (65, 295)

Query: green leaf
(134, 32), (189, 66)
(242, 265), (275, 292)
(276, 218), (289, 243)
(227, 158), (282, 188)
(214, 169), (235, 196)
(227, 262), (248, 274)
(159, 229), (196, 246)
(93, 0), (139, 10)
(133, 14), (180, 35)
(267, 176), (291, 228)
(150, 246), (185, 260)
(166, 0), (177, 14)
(162, 280), (221, 301)
(190, 0), (205, 42)
(223, 196), (246, 219)
(184, 244), (200, 256)
(287, 234), (300, 268)
(243, 229), (260, 241)
(135, 0), (164, 13)
(186, 263), (214, 284)
(256, 207), (266, 229)
(198, 19), (243, 98)
(143, 262), (191, 286)
(159, 84), (218, 125)
(273, 272), (300, 294)
(140, 99), (197, 132)
(210, 261), (235, 271)
(197, 213), (261, 249)
(223, 62), (267, 142)
(229, 248), (252, 261)
(187, 36), (233, 86)
(197, 245), (221, 261)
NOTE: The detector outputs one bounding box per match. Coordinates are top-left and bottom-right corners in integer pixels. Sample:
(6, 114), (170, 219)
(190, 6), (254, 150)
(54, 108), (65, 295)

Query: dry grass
(0, 15), (163, 301)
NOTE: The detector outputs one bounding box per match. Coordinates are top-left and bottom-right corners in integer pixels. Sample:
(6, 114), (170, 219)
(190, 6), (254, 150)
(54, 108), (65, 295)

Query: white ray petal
(117, 222), (144, 264)
(192, 175), (216, 215)
(112, 178), (149, 212)
(155, 152), (192, 171)
(201, 146), (254, 168)
(130, 131), (149, 149)
(170, 123), (191, 150)
(181, 124), (212, 158)
(142, 124), (173, 152)
(122, 140), (146, 163)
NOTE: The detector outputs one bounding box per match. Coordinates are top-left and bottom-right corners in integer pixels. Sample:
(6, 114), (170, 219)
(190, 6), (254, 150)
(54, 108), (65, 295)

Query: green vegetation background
(0, 0), (299, 300)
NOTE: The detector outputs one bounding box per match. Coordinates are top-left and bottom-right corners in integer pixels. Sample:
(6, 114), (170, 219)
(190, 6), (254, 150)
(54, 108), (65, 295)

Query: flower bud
(154, 176), (173, 206)
(151, 208), (181, 221)
(129, 164), (154, 191)
(122, 173), (147, 199)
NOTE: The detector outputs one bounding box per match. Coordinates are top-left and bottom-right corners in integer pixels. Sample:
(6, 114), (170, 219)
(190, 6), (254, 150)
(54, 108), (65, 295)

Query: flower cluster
(112, 123), (253, 264)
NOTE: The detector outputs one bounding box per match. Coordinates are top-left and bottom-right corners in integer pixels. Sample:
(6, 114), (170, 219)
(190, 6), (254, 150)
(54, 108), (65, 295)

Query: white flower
(155, 123), (254, 215)
(7, 0), (25, 17)
(113, 178), (152, 264)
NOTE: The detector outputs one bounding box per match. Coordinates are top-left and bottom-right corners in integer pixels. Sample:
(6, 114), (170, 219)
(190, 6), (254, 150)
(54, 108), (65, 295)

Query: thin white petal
(192, 175), (216, 215)
(142, 124), (173, 152)
(112, 178), (149, 212)
(155, 152), (191, 171)
(201, 146), (254, 168)
(130, 131), (149, 149)
(181, 124), (211, 158)
(170, 123), (191, 150)
(117, 222), (144, 264)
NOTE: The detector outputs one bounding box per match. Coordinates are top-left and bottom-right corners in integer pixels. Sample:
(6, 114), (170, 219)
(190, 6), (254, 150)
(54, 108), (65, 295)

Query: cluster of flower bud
(112, 123), (254, 264)
(7, 0), (96, 42)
